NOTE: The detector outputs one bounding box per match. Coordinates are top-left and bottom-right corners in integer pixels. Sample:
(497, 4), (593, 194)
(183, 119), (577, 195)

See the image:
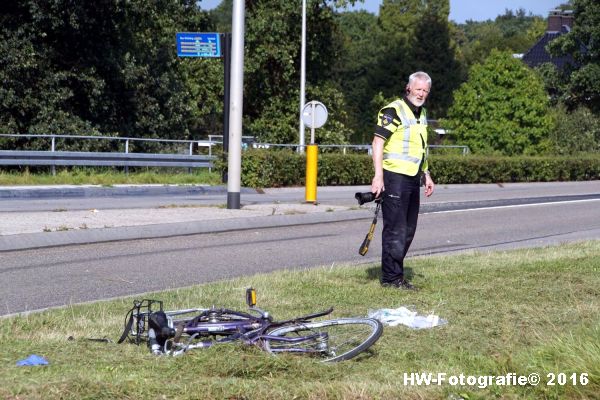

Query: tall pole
(227, 0), (245, 209)
(221, 32), (232, 184)
(298, 0), (307, 153)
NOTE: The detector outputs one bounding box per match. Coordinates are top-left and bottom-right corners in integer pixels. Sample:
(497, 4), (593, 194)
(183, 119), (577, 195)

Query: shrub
(215, 150), (600, 188)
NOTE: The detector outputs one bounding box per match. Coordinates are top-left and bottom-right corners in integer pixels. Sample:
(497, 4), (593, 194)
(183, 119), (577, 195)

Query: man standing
(371, 71), (435, 290)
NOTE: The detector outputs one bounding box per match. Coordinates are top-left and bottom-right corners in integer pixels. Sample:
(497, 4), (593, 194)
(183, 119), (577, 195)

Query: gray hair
(408, 71), (432, 88)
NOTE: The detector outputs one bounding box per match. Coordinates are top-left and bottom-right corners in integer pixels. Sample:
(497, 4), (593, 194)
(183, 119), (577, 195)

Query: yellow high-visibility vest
(381, 99), (428, 176)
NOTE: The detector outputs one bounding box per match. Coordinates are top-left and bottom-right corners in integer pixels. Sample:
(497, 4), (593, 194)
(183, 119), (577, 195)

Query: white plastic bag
(368, 307), (447, 329)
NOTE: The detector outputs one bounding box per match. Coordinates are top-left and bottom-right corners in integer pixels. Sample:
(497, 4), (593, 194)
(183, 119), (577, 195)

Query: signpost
(176, 31), (231, 184)
(177, 1), (245, 211)
(302, 101), (328, 142)
(301, 101), (328, 203)
(176, 32), (221, 57)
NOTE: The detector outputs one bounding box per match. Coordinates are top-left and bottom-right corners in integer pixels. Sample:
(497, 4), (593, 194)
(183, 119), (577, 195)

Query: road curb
(0, 185), (258, 199)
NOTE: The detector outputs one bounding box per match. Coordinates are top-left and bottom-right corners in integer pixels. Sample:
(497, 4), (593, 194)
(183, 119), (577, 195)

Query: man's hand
(371, 175), (384, 197)
(424, 174), (435, 197)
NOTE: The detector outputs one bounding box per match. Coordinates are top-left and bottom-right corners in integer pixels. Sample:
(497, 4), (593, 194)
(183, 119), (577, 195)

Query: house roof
(522, 25), (577, 69)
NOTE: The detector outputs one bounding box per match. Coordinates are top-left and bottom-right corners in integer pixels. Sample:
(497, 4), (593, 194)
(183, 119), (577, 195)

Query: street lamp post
(298, 0), (307, 153)
(227, 0), (245, 209)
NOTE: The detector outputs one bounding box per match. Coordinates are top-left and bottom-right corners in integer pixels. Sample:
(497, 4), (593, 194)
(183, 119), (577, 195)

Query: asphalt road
(2, 181), (600, 212)
(2, 196), (599, 316)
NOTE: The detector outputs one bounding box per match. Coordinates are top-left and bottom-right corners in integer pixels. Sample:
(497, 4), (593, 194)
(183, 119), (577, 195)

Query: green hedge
(431, 155), (600, 183)
(225, 149), (600, 188)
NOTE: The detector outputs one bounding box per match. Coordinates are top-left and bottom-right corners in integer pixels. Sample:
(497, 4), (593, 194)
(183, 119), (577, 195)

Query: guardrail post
(208, 140), (213, 173)
(188, 141), (193, 174)
(125, 139), (129, 175)
(51, 135), (56, 176)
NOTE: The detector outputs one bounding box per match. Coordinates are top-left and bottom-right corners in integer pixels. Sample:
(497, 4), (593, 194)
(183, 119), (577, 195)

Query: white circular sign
(302, 101), (328, 129)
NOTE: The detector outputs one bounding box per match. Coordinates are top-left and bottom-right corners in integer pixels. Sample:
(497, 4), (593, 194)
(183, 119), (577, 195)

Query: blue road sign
(176, 32), (221, 57)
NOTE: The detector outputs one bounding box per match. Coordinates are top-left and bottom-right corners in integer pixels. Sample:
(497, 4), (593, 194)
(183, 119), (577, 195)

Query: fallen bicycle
(119, 288), (383, 362)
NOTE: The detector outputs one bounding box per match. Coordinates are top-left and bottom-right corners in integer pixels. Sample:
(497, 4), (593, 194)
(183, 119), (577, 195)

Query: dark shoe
(381, 279), (417, 291)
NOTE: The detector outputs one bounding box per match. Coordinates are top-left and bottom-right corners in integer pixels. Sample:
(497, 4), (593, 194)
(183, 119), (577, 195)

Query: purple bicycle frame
(181, 313), (327, 353)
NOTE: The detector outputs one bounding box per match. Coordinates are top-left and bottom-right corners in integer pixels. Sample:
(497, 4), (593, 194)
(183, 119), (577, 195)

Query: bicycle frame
(123, 299), (333, 350)
(167, 306), (334, 355)
(120, 292), (382, 362)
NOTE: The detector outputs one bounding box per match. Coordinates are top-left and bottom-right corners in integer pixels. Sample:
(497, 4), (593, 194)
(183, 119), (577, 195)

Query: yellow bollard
(305, 144), (318, 203)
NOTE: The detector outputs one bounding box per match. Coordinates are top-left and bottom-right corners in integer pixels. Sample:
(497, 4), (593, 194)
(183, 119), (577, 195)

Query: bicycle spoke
(263, 318), (383, 362)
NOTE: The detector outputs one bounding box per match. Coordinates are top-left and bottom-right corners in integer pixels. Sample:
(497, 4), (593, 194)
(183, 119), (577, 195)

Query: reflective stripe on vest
(382, 99), (428, 176)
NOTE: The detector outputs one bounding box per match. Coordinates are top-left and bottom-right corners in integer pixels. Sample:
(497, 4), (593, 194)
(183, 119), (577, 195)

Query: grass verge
(1, 241), (599, 399)
(0, 168), (221, 186)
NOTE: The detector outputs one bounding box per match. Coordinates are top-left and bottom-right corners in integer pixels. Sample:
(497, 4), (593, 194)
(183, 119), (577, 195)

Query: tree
(209, 0), (232, 32)
(410, 0), (462, 118)
(238, 0), (353, 144)
(374, 0), (461, 118)
(0, 2), (103, 139)
(0, 0), (216, 147)
(547, 104), (600, 154)
(375, 0), (442, 97)
(442, 50), (552, 155)
(333, 10), (381, 142)
(247, 82), (352, 145)
(546, 0), (600, 113)
(452, 9), (546, 73)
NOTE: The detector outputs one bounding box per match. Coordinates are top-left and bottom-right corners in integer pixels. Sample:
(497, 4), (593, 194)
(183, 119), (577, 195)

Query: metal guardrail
(0, 134), (469, 174)
(428, 144), (470, 155)
(0, 134), (216, 174)
(0, 133), (213, 152)
(0, 150), (213, 168)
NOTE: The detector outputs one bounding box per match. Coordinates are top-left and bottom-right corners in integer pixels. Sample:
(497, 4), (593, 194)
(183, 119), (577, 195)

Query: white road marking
(424, 198), (600, 215)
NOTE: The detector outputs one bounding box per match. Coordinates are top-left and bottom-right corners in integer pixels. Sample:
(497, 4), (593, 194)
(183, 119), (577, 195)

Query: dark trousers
(380, 169), (421, 284)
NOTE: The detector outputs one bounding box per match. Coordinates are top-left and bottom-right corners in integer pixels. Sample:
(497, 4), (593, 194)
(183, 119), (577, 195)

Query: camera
(354, 192), (381, 205)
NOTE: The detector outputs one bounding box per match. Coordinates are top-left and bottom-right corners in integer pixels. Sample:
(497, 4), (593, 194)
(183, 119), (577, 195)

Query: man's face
(406, 79), (431, 107)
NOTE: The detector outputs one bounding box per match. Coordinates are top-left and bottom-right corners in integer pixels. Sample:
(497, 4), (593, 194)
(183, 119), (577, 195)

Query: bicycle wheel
(263, 318), (383, 362)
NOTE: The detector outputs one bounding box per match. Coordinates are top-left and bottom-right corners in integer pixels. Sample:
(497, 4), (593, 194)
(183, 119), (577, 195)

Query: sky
(198, 0), (564, 23)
